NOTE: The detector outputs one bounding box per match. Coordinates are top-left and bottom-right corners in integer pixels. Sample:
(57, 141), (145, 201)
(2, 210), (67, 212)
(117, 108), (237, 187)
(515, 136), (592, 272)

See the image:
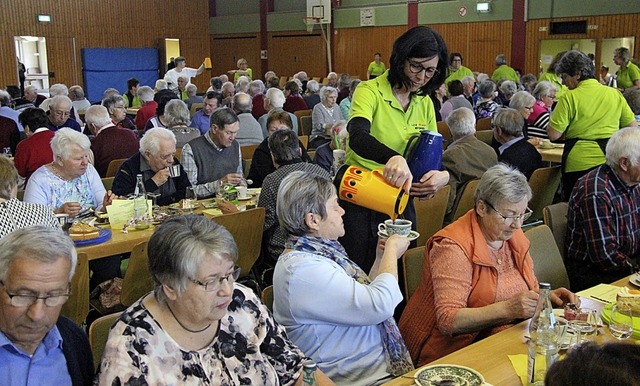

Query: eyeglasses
(0, 281), (71, 308)
(189, 266), (241, 292)
(485, 201), (532, 224)
(524, 106), (534, 110)
(52, 110), (71, 118)
(408, 61), (440, 77)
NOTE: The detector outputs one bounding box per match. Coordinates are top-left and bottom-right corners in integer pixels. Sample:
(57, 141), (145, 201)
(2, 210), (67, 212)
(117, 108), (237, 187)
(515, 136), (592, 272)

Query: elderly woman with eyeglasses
(399, 164), (578, 366)
(96, 214), (333, 385)
(310, 86), (343, 149)
(112, 127), (191, 206)
(526, 81), (558, 140)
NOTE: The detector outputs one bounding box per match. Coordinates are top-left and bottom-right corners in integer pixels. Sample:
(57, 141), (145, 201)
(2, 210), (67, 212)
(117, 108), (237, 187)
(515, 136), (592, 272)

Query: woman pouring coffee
(339, 26), (450, 272)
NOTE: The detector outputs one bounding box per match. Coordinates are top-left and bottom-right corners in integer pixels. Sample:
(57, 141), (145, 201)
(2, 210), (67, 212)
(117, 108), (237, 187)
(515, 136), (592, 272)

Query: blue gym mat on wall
(82, 48), (159, 103)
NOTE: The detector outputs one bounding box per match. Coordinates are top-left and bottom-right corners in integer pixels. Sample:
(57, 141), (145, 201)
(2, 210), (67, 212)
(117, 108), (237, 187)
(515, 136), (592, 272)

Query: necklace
(166, 302), (211, 334)
(49, 163), (68, 181)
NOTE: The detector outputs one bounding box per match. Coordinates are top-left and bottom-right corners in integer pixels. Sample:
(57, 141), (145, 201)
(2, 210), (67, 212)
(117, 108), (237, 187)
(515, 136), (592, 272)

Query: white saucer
(237, 195), (253, 201)
(629, 273), (640, 287)
(377, 230), (420, 242)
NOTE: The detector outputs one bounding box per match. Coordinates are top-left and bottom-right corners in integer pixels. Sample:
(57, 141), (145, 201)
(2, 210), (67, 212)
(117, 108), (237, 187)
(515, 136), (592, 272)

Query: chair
(527, 165), (561, 223)
(543, 202), (569, 259)
(207, 207), (265, 279)
(243, 159), (252, 178)
(241, 144), (258, 160)
(120, 241), (154, 307)
(475, 130), (494, 146)
(105, 158), (126, 178)
(299, 135), (309, 149)
(175, 147), (182, 162)
(101, 177), (114, 191)
(60, 252), (90, 326)
(261, 285), (274, 312)
(447, 179), (480, 224)
(189, 102), (204, 117)
(307, 150), (316, 161)
(312, 77), (321, 82)
(300, 116), (313, 136)
(436, 121), (451, 149)
(524, 225), (570, 289)
(414, 185), (450, 246)
(294, 109), (312, 133)
(89, 311), (122, 370)
(401, 246), (426, 300)
(476, 117), (492, 131)
(279, 76), (288, 88)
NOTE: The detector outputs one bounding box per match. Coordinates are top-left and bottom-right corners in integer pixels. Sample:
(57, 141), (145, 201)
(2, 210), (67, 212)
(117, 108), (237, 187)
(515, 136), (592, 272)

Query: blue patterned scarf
(287, 235), (414, 376)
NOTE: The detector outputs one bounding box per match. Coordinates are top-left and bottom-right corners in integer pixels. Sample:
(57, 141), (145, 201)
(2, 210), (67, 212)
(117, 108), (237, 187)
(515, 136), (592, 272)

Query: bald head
(232, 92), (252, 114)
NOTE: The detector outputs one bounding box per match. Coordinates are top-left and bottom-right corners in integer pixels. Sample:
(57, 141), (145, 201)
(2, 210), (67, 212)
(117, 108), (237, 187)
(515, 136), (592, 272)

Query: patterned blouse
(0, 198), (59, 238)
(95, 284), (307, 385)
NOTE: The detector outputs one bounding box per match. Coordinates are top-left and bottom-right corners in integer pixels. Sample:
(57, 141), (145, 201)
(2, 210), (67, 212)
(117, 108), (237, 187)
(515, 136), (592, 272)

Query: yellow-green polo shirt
(616, 61), (640, 90)
(491, 65), (519, 83)
(445, 65), (474, 85)
(368, 61), (386, 77)
(550, 79), (636, 172)
(346, 71), (437, 171)
(538, 71), (568, 99)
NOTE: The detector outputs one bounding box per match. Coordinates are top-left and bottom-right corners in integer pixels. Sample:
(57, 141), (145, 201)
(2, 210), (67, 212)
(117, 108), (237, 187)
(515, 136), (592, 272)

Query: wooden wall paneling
(267, 32), (327, 80)
(210, 34), (261, 81)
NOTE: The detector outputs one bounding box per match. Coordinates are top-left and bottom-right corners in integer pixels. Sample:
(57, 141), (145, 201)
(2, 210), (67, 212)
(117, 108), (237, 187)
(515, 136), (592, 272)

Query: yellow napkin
(576, 283), (619, 304)
(203, 208), (223, 217)
(507, 354), (528, 386)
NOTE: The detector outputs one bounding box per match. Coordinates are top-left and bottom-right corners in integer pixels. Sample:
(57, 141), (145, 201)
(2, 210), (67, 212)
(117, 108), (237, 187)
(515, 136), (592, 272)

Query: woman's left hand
(550, 287), (580, 307)
(410, 170), (450, 198)
(103, 190), (119, 208)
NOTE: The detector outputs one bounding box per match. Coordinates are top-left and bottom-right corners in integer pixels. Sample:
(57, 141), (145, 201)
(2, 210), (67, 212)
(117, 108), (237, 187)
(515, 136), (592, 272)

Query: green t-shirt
(616, 61), (640, 90)
(367, 61), (386, 77)
(549, 79), (636, 172)
(445, 65), (474, 85)
(538, 72), (568, 99)
(346, 71), (437, 171)
(491, 65), (519, 83)
(234, 68), (253, 81)
(123, 94), (141, 108)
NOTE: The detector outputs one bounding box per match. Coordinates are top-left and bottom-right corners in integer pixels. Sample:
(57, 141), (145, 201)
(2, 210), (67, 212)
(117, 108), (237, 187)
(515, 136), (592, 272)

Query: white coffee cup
(378, 219), (412, 237)
(237, 186), (249, 199)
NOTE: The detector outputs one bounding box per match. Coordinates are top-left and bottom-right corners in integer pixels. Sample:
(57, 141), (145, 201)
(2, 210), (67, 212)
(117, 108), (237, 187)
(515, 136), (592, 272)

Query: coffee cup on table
(168, 165), (181, 177)
(237, 186), (249, 199)
(378, 219), (412, 237)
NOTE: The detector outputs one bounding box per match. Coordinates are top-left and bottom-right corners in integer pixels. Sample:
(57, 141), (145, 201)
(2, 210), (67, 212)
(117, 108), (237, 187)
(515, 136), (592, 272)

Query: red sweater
(14, 128), (55, 183)
(91, 126), (140, 177)
(283, 95), (308, 113)
(135, 101), (158, 131)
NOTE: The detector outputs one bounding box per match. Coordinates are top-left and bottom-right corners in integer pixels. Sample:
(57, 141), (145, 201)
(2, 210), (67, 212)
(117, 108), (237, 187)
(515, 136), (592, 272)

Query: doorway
(538, 38), (595, 76)
(601, 37), (635, 73)
(14, 36), (49, 93)
(164, 38), (180, 74)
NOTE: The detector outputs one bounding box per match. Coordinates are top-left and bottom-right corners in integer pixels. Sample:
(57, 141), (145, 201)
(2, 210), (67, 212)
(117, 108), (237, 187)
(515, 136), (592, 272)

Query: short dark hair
(205, 91), (222, 104)
(284, 81), (300, 94)
(19, 107), (48, 130)
(449, 52), (463, 64)
(155, 91), (179, 116)
(210, 107), (239, 129)
(388, 26), (448, 96)
(447, 80), (464, 96)
(268, 129), (300, 164)
(127, 78), (140, 91)
(266, 111), (292, 130)
(210, 77), (223, 90)
(555, 50), (596, 81)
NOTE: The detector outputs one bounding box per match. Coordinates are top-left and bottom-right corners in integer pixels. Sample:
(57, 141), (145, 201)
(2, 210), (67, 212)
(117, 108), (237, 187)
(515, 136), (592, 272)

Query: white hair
(51, 127), (91, 160)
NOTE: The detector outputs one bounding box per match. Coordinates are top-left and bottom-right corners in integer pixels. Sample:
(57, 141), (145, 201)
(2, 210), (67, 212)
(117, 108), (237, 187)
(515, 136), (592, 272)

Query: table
(536, 144), (563, 164)
(383, 276), (633, 386)
(77, 196), (258, 261)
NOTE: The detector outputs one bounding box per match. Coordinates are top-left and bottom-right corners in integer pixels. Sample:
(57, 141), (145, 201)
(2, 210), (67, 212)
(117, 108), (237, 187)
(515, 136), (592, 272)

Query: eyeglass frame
(0, 280), (71, 308)
(484, 201), (533, 224)
(189, 266), (241, 292)
(407, 60), (440, 77)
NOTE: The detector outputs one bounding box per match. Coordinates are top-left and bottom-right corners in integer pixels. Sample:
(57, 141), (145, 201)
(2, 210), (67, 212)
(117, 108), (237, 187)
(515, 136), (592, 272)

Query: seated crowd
(0, 43), (639, 385)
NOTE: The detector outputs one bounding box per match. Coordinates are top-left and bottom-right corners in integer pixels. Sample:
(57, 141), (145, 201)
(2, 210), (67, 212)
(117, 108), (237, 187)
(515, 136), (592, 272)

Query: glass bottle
(133, 174), (149, 229)
(301, 360), (317, 386)
(527, 282), (558, 386)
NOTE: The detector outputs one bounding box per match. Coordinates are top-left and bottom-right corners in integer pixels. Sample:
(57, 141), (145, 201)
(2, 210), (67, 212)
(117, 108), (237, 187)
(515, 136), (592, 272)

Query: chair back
(294, 109), (312, 131)
(476, 117), (492, 131)
(436, 121), (451, 149)
(89, 311), (122, 370)
(261, 285), (274, 312)
(279, 76), (288, 88)
(300, 116), (313, 136)
(208, 207), (265, 278)
(524, 225), (570, 289)
(105, 158), (126, 178)
(414, 185), (450, 246)
(475, 130), (493, 146)
(241, 144), (258, 160)
(402, 246), (426, 300)
(299, 135), (309, 149)
(527, 165), (561, 223)
(190, 103), (204, 117)
(175, 147), (182, 163)
(101, 177), (114, 191)
(120, 241), (154, 307)
(60, 252), (90, 326)
(543, 202), (569, 259)
(447, 179), (480, 224)
(243, 159), (252, 178)
(16, 189), (24, 201)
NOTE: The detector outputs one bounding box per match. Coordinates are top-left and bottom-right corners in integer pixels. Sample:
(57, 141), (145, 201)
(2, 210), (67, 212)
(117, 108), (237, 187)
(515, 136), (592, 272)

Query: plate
(247, 188), (261, 195)
(378, 230), (420, 242)
(600, 303), (640, 339)
(73, 227), (112, 247)
(168, 202), (200, 210)
(237, 194), (253, 201)
(629, 273), (640, 287)
(415, 364), (485, 386)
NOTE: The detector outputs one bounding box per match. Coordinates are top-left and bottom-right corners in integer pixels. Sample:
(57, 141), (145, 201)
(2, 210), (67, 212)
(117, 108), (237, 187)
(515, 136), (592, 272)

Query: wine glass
(147, 192), (161, 213)
(609, 303), (634, 340)
(567, 308), (598, 346)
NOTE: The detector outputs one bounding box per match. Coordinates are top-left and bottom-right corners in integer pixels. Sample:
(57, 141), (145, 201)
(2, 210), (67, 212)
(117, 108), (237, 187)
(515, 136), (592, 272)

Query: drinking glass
(567, 308), (598, 345)
(185, 187), (197, 213)
(609, 303), (634, 340)
(147, 192), (161, 213)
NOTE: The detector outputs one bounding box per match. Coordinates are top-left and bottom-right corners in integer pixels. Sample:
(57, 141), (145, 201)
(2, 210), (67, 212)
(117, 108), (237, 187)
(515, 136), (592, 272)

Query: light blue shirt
(189, 110), (211, 135)
(0, 326), (72, 386)
(273, 251), (401, 386)
(498, 135), (524, 155)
